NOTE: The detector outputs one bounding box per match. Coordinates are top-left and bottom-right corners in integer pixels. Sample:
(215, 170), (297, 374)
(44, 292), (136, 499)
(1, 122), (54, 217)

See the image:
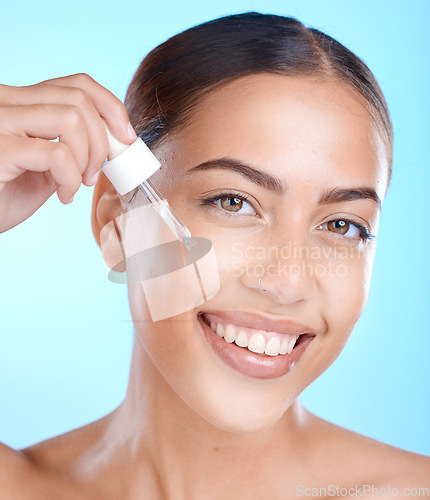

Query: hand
(0, 73), (136, 232)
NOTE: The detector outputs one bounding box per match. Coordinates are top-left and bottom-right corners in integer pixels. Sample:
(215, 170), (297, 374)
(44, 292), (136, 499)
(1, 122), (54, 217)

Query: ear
(91, 172), (126, 272)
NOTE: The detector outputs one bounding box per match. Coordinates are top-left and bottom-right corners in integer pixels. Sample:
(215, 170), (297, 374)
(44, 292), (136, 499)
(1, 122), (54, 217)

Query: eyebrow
(318, 187), (381, 208)
(187, 157), (381, 208)
(186, 158), (285, 195)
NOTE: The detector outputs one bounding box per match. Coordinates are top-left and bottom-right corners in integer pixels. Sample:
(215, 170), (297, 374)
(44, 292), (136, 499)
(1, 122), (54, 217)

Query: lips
(197, 311), (315, 379)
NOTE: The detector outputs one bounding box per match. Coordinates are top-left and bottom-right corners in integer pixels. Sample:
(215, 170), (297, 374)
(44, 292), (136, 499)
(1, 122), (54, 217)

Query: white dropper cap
(101, 123), (161, 195)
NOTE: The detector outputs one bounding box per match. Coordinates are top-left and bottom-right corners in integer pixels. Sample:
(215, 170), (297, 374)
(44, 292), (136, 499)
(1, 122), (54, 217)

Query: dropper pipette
(101, 123), (196, 251)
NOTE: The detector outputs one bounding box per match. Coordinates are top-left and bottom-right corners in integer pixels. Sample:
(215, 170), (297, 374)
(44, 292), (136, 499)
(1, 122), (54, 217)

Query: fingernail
(127, 122), (137, 141)
(89, 170), (100, 186)
(67, 195), (74, 204)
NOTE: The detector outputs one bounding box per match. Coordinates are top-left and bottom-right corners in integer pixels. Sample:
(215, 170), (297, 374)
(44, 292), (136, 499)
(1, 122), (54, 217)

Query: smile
(198, 311), (315, 379)
(205, 315), (298, 356)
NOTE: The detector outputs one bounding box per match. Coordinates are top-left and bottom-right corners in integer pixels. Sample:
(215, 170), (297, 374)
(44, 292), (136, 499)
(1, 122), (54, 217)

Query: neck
(106, 336), (315, 499)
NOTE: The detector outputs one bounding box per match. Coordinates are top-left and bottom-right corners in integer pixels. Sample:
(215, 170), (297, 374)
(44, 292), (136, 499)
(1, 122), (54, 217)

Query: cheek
(321, 248), (375, 346)
(283, 249), (376, 400)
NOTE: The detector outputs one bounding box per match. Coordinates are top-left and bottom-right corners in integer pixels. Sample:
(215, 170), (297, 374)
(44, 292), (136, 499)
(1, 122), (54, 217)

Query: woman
(0, 12), (428, 499)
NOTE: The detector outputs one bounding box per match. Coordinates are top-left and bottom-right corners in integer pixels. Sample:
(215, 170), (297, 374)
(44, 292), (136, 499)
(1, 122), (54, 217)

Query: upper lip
(200, 310), (317, 337)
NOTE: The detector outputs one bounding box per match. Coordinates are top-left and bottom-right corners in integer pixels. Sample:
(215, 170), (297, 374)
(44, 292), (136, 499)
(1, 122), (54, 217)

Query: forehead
(159, 74), (388, 196)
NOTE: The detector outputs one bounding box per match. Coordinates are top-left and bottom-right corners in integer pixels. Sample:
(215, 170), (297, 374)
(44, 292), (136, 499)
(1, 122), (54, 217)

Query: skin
(1, 74), (429, 499)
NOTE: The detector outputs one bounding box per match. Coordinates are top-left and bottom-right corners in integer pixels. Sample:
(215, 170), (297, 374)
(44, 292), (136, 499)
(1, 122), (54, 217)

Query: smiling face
(120, 74), (388, 433)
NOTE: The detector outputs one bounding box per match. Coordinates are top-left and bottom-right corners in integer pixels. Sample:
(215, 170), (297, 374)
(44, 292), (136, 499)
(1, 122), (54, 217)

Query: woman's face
(123, 74), (388, 432)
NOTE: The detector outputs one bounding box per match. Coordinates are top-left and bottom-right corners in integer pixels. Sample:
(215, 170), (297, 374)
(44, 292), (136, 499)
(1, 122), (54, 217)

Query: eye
(219, 196), (254, 213)
(317, 218), (374, 240)
(200, 192), (257, 216)
(328, 219), (354, 235)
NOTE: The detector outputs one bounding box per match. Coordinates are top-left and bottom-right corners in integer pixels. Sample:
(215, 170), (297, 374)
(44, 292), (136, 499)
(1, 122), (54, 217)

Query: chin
(154, 307), (312, 434)
(130, 298), (333, 436)
(199, 393), (296, 435)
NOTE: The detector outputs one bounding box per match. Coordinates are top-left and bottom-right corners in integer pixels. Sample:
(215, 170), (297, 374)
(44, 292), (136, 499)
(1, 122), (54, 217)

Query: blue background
(1, 0), (429, 455)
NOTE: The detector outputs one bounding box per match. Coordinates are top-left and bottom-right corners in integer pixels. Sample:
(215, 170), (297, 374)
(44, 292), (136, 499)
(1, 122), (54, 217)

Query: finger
(0, 103), (89, 176)
(0, 135), (82, 204)
(1, 83), (109, 184)
(39, 73), (137, 144)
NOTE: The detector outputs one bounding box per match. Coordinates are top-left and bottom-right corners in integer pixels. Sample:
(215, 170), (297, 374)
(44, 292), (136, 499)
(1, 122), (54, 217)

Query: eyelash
(323, 219), (375, 241)
(199, 192), (375, 241)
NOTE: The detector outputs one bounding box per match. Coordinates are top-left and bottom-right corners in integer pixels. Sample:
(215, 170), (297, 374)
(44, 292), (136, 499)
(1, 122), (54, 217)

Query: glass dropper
(137, 181), (196, 250)
(101, 123), (196, 251)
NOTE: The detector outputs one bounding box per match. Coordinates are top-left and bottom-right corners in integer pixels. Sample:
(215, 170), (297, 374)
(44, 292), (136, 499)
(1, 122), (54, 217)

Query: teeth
(279, 339), (289, 355)
(288, 338), (296, 354)
(279, 337), (296, 354)
(224, 324), (236, 343)
(265, 336), (281, 356)
(216, 323), (225, 338)
(207, 317), (299, 357)
(248, 333), (266, 354)
(235, 331), (248, 348)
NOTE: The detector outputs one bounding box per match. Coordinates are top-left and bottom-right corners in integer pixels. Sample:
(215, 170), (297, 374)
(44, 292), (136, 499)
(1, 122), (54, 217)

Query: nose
(239, 237), (318, 305)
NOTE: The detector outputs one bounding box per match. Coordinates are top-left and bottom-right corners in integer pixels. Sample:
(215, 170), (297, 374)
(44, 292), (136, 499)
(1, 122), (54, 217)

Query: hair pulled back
(125, 12), (393, 173)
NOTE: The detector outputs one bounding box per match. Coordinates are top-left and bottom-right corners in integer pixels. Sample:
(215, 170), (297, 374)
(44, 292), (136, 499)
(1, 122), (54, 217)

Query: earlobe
(91, 173), (126, 273)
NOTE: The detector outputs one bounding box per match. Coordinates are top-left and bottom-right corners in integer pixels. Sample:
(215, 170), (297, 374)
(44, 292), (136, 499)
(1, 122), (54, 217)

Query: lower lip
(198, 314), (314, 379)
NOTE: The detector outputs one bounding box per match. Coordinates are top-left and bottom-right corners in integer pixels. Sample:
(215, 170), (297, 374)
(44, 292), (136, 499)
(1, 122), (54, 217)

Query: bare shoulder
(351, 432), (430, 487)
(0, 442), (33, 497)
(21, 415), (108, 471)
(303, 409), (430, 490)
(0, 414), (113, 499)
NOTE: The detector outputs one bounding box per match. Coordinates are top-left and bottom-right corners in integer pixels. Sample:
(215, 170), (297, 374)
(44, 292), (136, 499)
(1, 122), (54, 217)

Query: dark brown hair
(125, 12), (393, 175)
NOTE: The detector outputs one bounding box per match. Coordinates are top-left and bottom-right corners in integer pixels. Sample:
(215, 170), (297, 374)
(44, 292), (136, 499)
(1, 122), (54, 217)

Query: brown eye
(327, 219), (349, 235)
(220, 197), (243, 212)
